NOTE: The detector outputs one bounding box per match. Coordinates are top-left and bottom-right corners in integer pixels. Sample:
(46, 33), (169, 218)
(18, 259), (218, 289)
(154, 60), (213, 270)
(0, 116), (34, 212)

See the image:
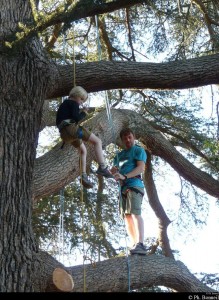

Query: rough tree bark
(47, 57), (219, 99)
(39, 251), (216, 293)
(0, 0), (56, 292)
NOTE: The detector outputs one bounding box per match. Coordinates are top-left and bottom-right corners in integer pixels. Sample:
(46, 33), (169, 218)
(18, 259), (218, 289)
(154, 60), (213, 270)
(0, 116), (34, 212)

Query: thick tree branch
(152, 123), (219, 173)
(33, 109), (219, 200)
(47, 54), (219, 99)
(3, 0), (146, 50)
(39, 251), (215, 292)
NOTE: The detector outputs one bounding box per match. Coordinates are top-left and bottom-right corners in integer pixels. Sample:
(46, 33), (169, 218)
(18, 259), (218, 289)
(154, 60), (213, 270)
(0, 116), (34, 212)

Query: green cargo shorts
(120, 187), (144, 218)
(60, 124), (91, 148)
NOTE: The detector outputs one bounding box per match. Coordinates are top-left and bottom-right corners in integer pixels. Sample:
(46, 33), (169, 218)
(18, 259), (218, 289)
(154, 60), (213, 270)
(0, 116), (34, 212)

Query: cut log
(53, 268), (74, 292)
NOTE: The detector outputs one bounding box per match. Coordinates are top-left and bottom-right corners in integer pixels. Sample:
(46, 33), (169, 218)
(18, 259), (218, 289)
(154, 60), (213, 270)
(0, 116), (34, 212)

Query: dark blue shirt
(56, 99), (87, 126)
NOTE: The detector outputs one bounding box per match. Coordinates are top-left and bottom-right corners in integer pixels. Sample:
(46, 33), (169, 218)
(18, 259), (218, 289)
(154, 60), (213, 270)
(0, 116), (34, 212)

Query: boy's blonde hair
(69, 86), (88, 102)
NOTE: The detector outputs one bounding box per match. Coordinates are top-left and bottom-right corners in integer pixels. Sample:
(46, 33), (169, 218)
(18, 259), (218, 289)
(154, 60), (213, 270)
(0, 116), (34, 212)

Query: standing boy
(111, 128), (148, 255)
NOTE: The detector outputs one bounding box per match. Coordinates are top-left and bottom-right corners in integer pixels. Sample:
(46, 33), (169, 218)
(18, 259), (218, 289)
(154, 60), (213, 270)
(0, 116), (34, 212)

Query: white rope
(95, 14), (132, 293)
(58, 188), (65, 263)
(58, 31), (67, 263)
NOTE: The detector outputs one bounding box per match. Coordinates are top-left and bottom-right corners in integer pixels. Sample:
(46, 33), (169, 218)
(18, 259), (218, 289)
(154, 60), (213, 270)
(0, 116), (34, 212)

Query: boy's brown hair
(119, 128), (135, 139)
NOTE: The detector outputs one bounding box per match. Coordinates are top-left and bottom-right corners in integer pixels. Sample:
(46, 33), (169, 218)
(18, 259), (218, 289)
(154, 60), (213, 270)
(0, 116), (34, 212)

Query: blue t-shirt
(113, 144), (147, 189)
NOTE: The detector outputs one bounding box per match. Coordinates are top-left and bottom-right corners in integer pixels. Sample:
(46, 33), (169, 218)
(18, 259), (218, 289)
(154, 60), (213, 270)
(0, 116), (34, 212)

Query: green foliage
(118, 88), (219, 176)
(32, 166), (127, 262)
(199, 273), (219, 290)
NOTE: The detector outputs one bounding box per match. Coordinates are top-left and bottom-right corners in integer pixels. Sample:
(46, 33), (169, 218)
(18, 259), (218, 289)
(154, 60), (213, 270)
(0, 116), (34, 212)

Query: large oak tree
(0, 0), (218, 292)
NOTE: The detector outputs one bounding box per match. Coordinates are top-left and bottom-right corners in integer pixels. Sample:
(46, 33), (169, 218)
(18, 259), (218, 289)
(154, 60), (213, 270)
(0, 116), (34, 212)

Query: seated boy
(56, 86), (113, 189)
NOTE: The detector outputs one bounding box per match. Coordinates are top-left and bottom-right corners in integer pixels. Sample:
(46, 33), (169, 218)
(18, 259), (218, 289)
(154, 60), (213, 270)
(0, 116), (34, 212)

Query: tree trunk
(0, 54), (40, 291)
(0, 0), (52, 291)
